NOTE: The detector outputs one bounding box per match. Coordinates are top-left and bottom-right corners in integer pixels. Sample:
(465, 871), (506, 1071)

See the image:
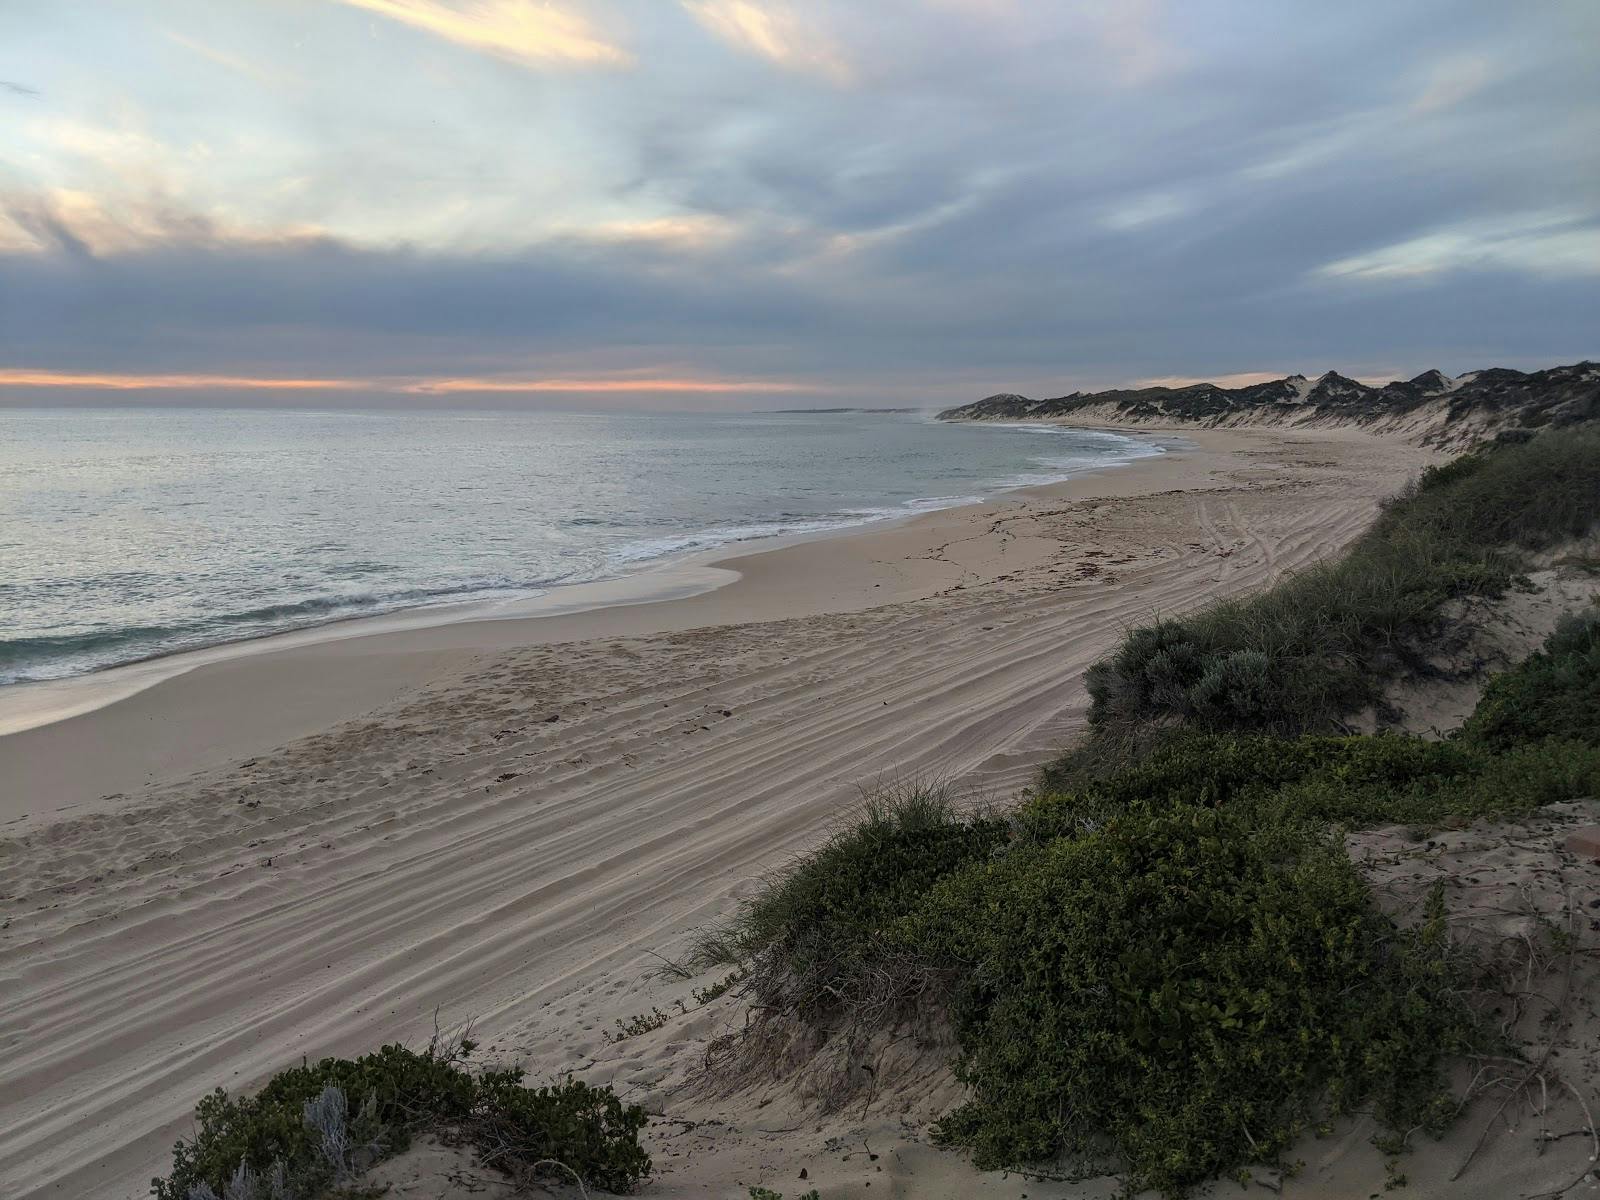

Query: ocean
(0, 406), (1160, 685)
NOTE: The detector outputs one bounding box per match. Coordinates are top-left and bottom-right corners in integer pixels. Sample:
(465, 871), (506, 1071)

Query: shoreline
(0, 425), (1172, 741)
(0, 430), (1185, 819)
(0, 421), (1442, 1199)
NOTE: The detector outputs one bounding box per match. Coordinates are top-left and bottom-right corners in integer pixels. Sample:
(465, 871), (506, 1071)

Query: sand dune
(0, 427), (1437, 1198)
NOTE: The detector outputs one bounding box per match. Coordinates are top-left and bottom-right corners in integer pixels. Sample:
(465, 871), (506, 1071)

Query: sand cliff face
(938, 360), (1600, 448)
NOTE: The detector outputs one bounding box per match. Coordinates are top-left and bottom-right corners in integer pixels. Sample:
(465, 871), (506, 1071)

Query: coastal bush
(1459, 608), (1600, 750)
(712, 709), (1600, 1191)
(707, 753), (1512, 1193)
(906, 808), (1476, 1195)
(1083, 541), (1498, 737)
(692, 785), (1008, 1016)
(1029, 729), (1600, 838)
(152, 1043), (649, 1200)
(1082, 427), (1600, 742)
(1376, 427), (1600, 552)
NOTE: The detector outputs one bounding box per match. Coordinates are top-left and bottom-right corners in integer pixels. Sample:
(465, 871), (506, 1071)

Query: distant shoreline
(0, 425), (1167, 738)
(0, 409), (1161, 701)
(768, 405), (923, 413)
(0, 422), (1202, 819)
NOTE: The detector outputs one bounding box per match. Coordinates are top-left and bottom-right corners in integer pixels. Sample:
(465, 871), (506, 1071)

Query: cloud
(3, 0), (1598, 405)
(1133, 371), (1292, 389)
(336, 0), (631, 68)
(163, 31), (299, 89)
(1133, 370), (1405, 389)
(1316, 211), (1600, 283)
(406, 373), (819, 394)
(0, 188), (326, 256)
(1087, 0), (1183, 87)
(1411, 53), (1498, 115)
(1238, 118), (1375, 183)
(1100, 190), (1193, 232)
(0, 369), (370, 391)
(569, 213), (743, 251)
(681, 1), (850, 82)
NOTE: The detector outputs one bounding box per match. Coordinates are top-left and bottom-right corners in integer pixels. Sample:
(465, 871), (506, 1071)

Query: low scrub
(1030, 729), (1600, 837)
(712, 772), (1487, 1194)
(909, 810), (1475, 1194)
(693, 785), (1008, 1018)
(1459, 607), (1600, 750)
(1084, 427), (1600, 742)
(709, 613), (1600, 1194)
(153, 1041), (649, 1199)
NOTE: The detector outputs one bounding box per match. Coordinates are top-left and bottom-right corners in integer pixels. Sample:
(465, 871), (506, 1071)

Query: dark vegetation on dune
(1078, 426), (1600, 749)
(695, 425), (1600, 1195)
(154, 1040), (649, 1199)
(936, 359), (1600, 438)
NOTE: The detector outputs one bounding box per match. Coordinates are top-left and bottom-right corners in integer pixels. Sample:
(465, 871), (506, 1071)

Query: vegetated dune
(939, 359), (1600, 449)
(644, 428), (1600, 1200)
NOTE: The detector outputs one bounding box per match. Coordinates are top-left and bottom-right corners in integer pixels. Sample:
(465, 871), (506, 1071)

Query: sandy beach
(0, 425), (1444, 1198)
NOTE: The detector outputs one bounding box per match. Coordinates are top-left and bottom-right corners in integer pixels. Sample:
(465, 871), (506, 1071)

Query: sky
(1, 0), (1597, 409)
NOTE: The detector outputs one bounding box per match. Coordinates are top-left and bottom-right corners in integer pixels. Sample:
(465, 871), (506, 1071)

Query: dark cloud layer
(1, 0), (1596, 406)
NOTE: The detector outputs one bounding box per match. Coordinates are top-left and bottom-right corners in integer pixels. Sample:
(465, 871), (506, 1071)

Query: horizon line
(0, 368), (830, 396)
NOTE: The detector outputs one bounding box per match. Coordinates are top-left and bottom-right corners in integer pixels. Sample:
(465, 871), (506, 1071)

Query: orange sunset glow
(0, 368), (825, 395)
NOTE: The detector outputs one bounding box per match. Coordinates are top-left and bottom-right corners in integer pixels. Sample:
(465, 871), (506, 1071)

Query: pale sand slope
(1, 427), (1437, 1199)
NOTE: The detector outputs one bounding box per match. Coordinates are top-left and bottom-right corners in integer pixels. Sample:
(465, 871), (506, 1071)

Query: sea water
(0, 406), (1160, 684)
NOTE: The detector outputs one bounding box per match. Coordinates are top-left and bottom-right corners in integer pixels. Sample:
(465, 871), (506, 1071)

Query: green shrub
(470, 1072), (650, 1192)
(1034, 731), (1475, 826)
(1082, 427), (1600, 742)
(1378, 429), (1600, 552)
(1084, 543), (1499, 737)
(1271, 739), (1600, 826)
(1460, 609), (1600, 750)
(694, 786), (1008, 1015)
(153, 1044), (649, 1199)
(904, 809), (1477, 1195)
(1030, 730), (1600, 839)
(706, 732), (1581, 1195)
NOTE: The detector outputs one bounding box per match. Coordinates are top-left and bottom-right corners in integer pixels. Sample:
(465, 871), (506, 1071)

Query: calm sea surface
(0, 407), (1160, 684)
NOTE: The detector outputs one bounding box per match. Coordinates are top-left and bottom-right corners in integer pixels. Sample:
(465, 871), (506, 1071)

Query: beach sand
(1, 425), (1482, 1198)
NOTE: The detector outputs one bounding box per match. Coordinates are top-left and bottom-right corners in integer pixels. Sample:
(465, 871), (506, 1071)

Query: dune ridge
(939, 359), (1600, 448)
